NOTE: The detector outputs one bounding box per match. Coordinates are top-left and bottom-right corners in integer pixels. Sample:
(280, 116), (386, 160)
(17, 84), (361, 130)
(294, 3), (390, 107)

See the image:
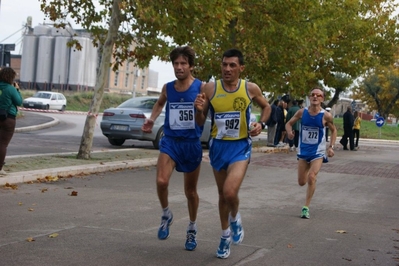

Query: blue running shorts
(297, 153), (324, 163)
(160, 136), (202, 173)
(209, 138), (252, 171)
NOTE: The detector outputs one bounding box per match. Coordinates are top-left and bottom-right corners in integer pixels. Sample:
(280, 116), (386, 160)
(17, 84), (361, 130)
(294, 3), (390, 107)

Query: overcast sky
(0, 0), (174, 89)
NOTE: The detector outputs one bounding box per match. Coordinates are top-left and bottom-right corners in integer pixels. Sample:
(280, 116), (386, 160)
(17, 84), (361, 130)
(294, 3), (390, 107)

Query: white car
(23, 91), (67, 111)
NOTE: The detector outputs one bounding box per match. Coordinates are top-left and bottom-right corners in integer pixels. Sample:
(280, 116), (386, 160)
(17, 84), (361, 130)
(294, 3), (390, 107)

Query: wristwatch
(260, 122), (266, 129)
(329, 145), (334, 150)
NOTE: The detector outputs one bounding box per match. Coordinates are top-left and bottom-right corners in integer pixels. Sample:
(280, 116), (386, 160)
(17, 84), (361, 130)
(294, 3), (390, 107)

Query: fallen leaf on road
(48, 233), (59, 238)
(70, 191), (78, 196)
(45, 176), (58, 181)
(18, 202), (23, 206)
(41, 188), (48, 193)
(26, 237), (35, 242)
(28, 208), (34, 211)
(4, 183), (18, 190)
(336, 230), (347, 234)
(64, 187), (74, 189)
(287, 244), (294, 248)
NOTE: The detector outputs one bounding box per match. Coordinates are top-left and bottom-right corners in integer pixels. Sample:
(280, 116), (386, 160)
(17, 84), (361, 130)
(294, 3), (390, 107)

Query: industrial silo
(86, 39), (98, 89)
(31, 25), (53, 91)
(20, 34), (38, 89)
(51, 26), (74, 91)
(35, 35), (54, 90)
(68, 36), (88, 90)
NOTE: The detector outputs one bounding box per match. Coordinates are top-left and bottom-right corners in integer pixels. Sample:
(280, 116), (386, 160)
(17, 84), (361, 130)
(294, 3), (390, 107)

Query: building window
(114, 71), (119, 86)
(125, 73), (129, 87)
(126, 62), (130, 72)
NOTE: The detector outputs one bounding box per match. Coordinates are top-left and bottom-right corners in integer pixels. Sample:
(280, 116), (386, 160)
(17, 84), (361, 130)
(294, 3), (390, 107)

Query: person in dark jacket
(266, 99), (278, 147)
(274, 99), (286, 146)
(340, 106), (355, 150)
(286, 100), (300, 151)
(0, 67), (23, 175)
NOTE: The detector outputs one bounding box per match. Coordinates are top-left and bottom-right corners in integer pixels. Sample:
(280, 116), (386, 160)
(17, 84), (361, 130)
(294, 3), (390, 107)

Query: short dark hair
(223, 49), (245, 65)
(169, 46), (195, 67)
(0, 67), (16, 84)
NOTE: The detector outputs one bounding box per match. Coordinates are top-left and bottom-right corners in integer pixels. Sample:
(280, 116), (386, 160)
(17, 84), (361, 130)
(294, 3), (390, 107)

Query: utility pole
(0, 44), (15, 67)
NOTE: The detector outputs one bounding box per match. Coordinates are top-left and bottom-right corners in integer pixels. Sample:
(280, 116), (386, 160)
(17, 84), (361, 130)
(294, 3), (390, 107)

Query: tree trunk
(77, 0), (122, 159)
(328, 87), (344, 107)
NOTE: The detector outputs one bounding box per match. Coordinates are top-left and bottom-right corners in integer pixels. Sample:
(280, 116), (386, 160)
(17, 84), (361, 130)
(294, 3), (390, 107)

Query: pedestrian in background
(274, 99), (286, 147)
(353, 111), (361, 150)
(286, 99), (300, 152)
(0, 67), (23, 175)
(340, 106), (355, 151)
(141, 46), (204, 251)
(325, 107), (332, 141)
(266, 99), (278, 147)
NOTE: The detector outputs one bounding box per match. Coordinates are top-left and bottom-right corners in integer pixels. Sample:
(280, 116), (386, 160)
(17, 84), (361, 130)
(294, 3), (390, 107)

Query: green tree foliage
(39, 0), (399, 157)
(353, 64), (399, 119)
(39, 0), (243, 158)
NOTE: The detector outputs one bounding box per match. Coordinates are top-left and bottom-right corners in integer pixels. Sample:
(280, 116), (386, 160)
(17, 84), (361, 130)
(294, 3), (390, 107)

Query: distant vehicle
(100, 96), (212, 149)
(23, 91), (67, 111)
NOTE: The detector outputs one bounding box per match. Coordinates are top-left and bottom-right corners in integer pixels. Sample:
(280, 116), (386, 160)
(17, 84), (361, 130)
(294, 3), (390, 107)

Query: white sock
(187, 221), (197, 231)
(229, 212), (240, 222)
(222, 228), (231, 238)
(162, 207), (171, 218)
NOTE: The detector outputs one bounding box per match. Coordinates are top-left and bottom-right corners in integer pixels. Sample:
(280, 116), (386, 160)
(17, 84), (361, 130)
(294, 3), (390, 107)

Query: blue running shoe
(230, 214), (244, 244)
(216, 236), (231, 259)
(185, 230), (197, 251)
(157, 213), (173, 240)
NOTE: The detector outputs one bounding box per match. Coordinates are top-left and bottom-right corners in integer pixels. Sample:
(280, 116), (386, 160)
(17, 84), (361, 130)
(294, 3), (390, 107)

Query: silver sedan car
(100, 96), (211, 149)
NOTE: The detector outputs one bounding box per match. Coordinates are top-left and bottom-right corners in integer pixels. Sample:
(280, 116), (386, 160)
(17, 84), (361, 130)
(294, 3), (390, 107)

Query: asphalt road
(10, 111), (157, 156)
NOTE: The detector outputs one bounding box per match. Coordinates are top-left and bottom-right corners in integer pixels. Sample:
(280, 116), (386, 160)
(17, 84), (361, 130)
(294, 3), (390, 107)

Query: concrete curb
(15, 117), (60, 133)
(0, 157), (158, 186)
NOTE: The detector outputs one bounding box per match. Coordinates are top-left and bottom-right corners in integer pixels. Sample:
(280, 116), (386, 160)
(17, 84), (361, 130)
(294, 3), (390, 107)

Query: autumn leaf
(287, 244), (294, 248)
(70, 191), (78, 196)
(4, 183), (18, 190)
(26, 237), (35, 242)
(28, 208), (34, 211)
(18, 202), (23, 206)
(336, 230), (347, 234)
(48, 233), (59, 238)
(46, 176), (59, 181)
(41, 188), (48, 193)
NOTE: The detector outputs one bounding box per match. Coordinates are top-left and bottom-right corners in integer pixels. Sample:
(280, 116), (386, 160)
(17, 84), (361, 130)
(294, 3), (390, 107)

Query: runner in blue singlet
(285, 88), (337, 219)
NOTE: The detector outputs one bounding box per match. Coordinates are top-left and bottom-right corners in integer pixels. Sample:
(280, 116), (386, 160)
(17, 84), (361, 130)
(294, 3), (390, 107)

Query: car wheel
(152, 127), (164, 149)
(60, 105), (66, 112)
(108, 138), (125, 146)
(44, 105), (49, 110)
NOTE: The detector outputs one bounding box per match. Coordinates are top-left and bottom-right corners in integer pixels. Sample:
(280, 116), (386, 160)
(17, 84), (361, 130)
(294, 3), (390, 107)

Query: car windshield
(118, 98), (158, 109)
(33, 92), (52, 99)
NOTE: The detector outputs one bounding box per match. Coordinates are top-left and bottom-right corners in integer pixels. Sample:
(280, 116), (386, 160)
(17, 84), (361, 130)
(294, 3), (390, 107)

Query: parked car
(23, 91), (67, 111)
(100, 96), (212, 149)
